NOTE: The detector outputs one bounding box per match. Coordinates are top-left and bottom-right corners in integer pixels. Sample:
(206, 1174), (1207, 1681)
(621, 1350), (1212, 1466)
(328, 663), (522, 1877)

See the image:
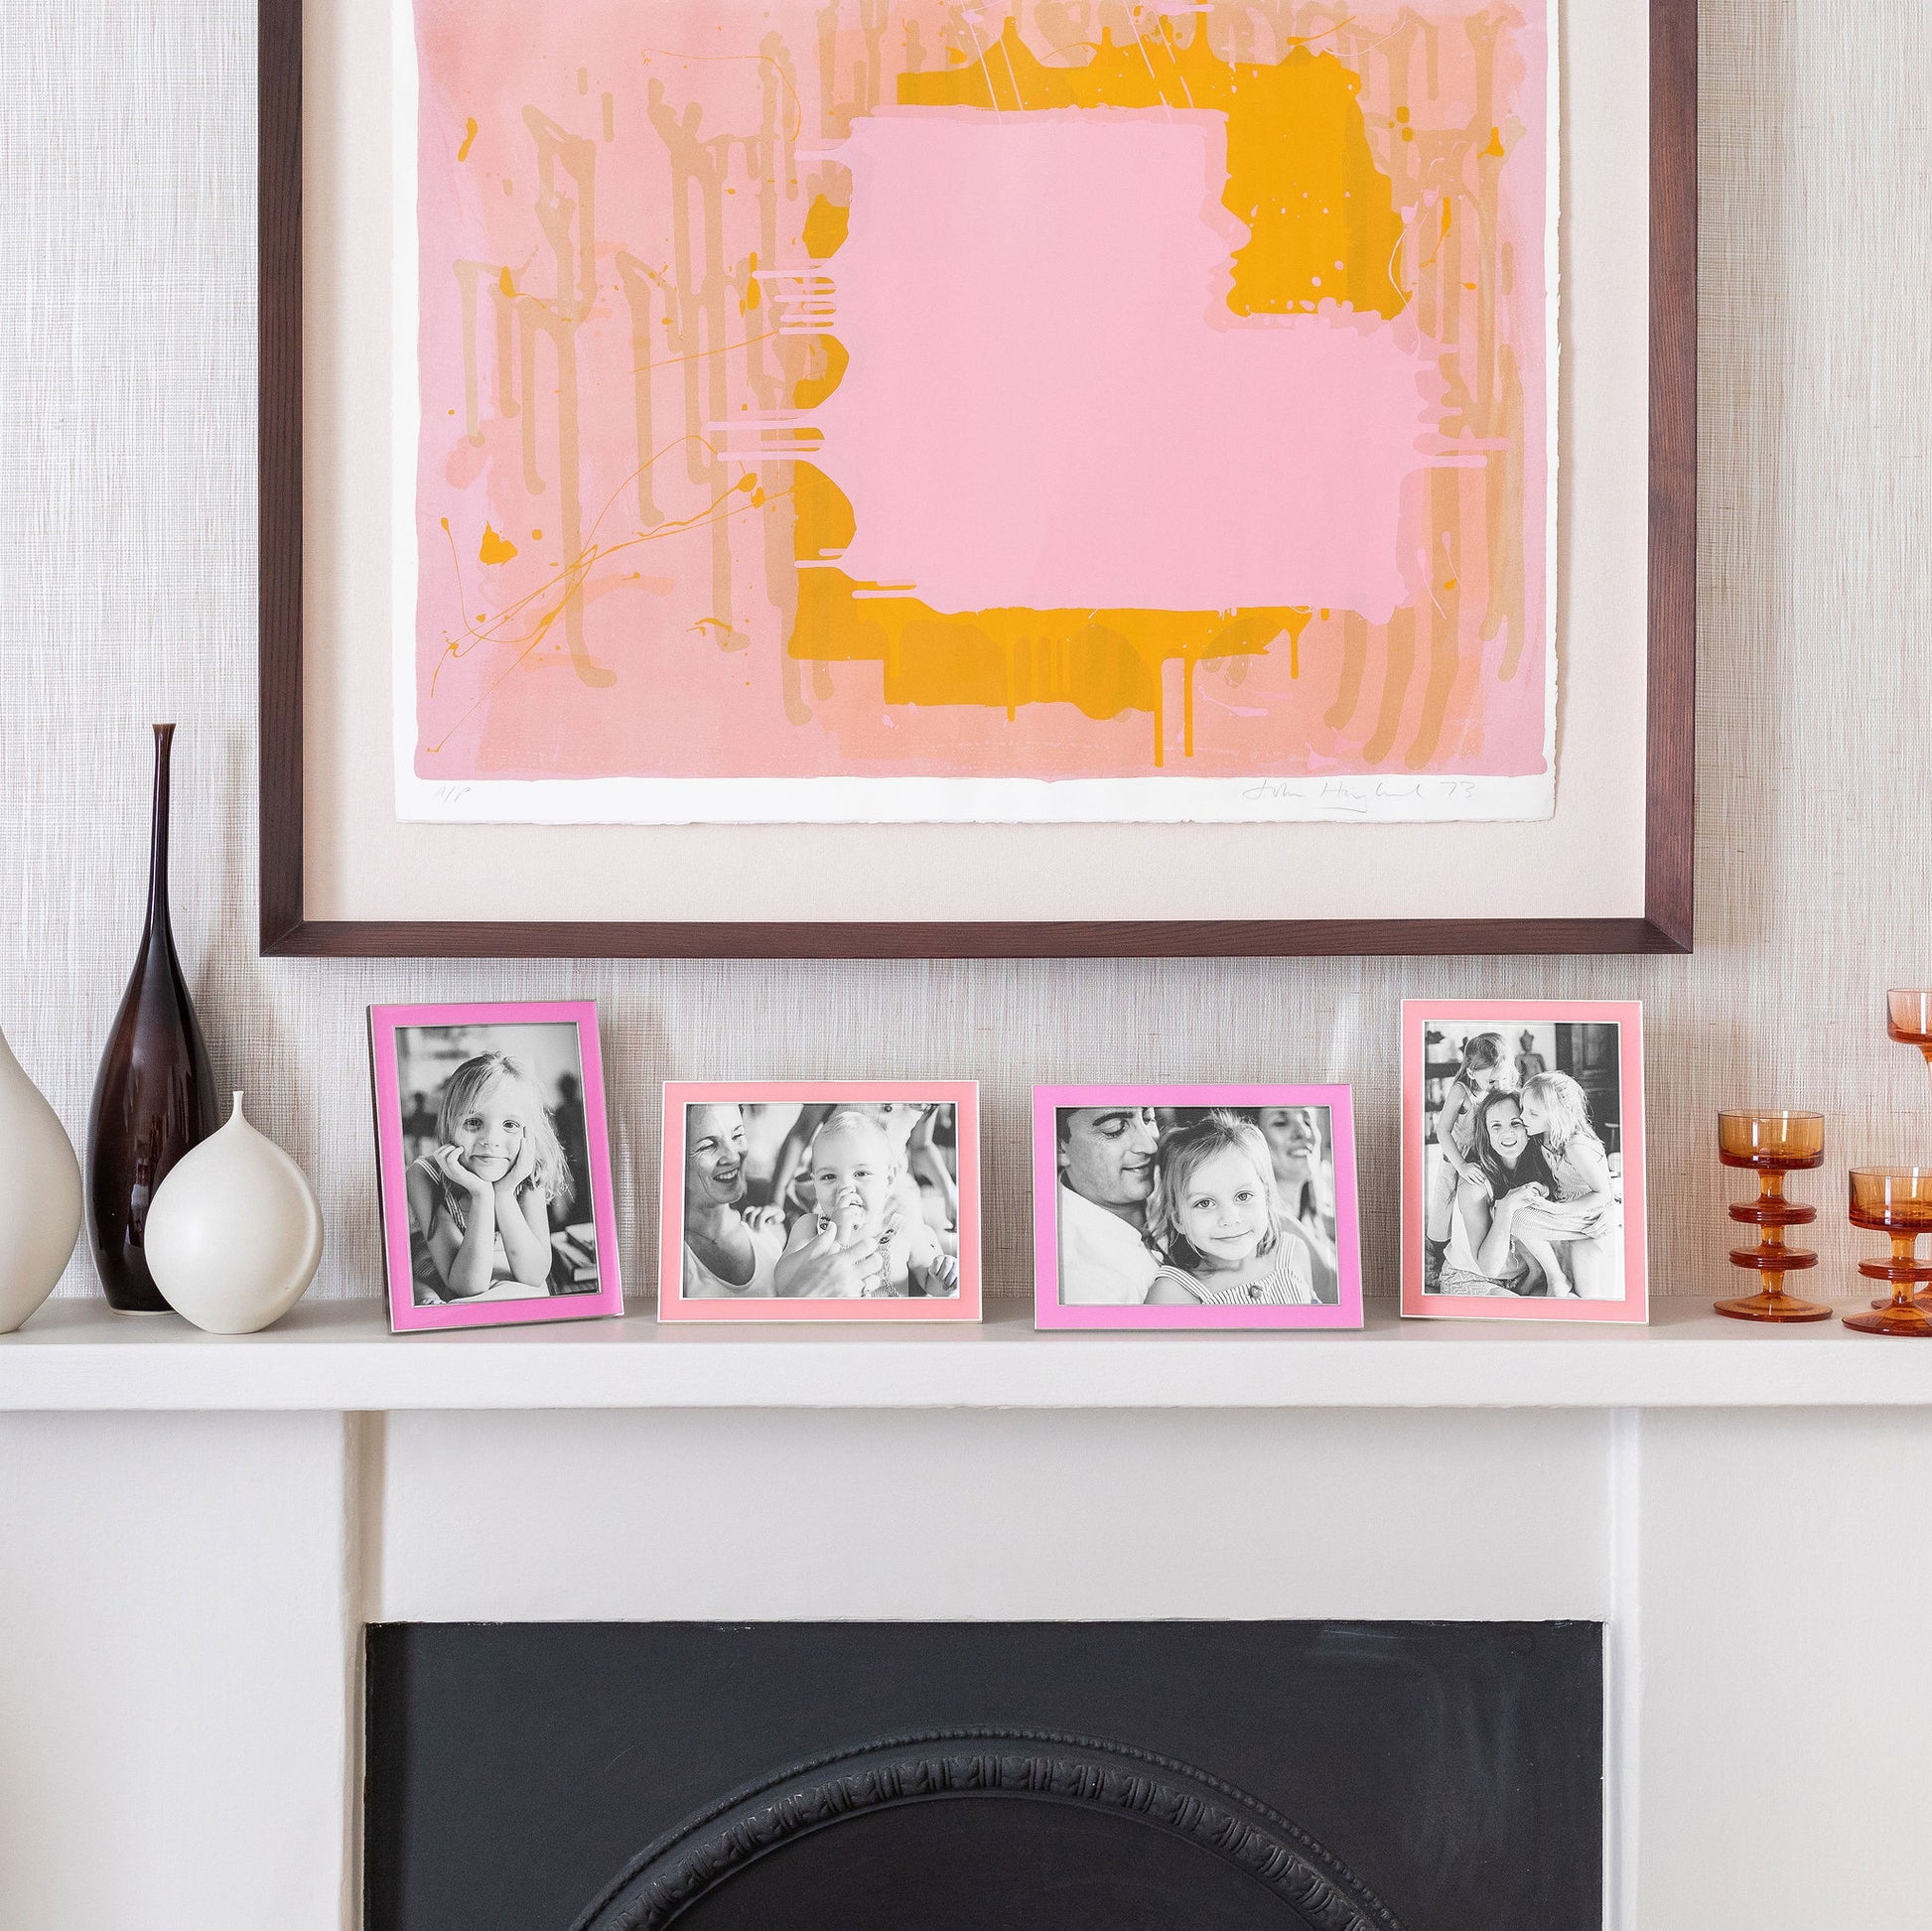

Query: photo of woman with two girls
(1422, 1020), (1625, 1300)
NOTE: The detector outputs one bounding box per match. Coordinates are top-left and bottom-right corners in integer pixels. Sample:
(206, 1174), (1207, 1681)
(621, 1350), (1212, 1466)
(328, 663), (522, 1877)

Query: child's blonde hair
(807, 1107), (897, 1172)
(1520, 1070), (1602, 1161)
(434, 1051), (573, 1221)
(1456, 1031), (1513, 1084)
(1146, 1111), (1283, 1270)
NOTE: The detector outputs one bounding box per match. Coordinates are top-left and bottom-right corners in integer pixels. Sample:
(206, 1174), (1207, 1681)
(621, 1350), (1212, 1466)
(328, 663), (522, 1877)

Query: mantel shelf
(0, 1296), (1927, 1412)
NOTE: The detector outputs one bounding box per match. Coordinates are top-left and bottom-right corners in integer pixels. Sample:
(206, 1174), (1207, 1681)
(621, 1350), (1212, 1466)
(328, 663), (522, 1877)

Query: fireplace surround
(364, 1620), (1601, 1930)
(3, 1309), (1930, 1926)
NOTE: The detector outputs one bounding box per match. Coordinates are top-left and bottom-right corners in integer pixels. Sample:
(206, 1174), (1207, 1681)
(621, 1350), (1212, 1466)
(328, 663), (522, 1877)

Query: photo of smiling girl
(406, 1050), (571, 1302)
(1035, 1085), (1361, 1329)
(371, 1003), (624, 1332)
(1145, 1113), (1318, 1307)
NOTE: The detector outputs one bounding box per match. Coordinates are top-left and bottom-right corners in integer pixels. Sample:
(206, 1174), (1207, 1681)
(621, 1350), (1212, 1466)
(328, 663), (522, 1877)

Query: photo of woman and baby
(1421, 1020), (1626, 1299)
(679, 1096), (963, 1300)
(1054, 1101), (1343, 1308)
(393, 1021), (603, 1306)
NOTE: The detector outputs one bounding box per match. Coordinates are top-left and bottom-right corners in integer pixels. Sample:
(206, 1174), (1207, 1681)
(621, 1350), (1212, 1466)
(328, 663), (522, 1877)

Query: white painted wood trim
(4, 1298), (1930, 1411)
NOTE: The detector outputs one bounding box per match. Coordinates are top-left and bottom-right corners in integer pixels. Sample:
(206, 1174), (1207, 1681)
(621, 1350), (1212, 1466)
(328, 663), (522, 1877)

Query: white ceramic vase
(145, 1092), (324, 1334)
(0, 1023), (83, 1333)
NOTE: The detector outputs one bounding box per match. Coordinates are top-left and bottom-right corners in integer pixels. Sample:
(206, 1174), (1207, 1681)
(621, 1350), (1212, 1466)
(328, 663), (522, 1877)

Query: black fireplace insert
(365, 1620), (1600, 1930)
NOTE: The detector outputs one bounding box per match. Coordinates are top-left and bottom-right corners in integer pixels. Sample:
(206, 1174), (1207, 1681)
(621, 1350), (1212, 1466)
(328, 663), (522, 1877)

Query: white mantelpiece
(2, 1304), (1928, 1931)
(4, 1296), (1931, 1411)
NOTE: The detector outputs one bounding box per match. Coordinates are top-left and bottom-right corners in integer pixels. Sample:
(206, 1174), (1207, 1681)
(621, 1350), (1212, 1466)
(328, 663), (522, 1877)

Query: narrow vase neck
(147, 725), (175, 932)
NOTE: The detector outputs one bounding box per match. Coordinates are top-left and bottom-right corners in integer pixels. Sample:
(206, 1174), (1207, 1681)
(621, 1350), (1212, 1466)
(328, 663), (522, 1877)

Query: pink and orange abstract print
(405, 0), (1554, 823)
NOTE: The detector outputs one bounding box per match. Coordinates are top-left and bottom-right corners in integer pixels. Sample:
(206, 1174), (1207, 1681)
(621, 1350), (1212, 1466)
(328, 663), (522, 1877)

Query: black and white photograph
(1035, 1086), (1363, 1329)
(371, 1002), (623, 1330)
(658, 1084), (981, 1321)
(1410, 1005), (1642, 1313)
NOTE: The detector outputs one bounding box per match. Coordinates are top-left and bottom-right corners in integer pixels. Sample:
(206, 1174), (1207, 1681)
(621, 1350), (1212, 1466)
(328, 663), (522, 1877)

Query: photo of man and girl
(673, 1092), (967, 1305)
(1049, 1094), (1350, 1312)
(392, 1020), (605, 1306)
(1420, 1018), (1627, 1300)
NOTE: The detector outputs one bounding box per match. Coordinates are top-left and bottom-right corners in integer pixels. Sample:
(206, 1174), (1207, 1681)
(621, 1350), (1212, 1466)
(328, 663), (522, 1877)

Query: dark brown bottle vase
(86, 725), (217, 1311)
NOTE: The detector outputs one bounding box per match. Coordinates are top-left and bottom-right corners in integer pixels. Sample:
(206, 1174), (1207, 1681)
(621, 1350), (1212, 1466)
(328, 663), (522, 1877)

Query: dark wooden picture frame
(259, 0), (1695, 961)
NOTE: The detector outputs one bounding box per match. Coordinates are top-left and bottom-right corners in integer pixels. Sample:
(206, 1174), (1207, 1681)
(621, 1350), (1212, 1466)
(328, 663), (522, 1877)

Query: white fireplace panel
(377, 1408), (1612, 1624)
(1635, 1410), (1932, 1928)
(0, 1413), (353, 1931)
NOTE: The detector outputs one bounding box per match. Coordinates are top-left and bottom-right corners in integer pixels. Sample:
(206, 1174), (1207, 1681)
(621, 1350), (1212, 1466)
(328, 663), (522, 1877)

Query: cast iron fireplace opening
(364, 1621), (1601, 1930)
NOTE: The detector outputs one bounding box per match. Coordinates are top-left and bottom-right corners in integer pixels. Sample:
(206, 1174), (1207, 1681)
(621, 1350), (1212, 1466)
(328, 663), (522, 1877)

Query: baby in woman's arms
(779, 1108), (959, 1297)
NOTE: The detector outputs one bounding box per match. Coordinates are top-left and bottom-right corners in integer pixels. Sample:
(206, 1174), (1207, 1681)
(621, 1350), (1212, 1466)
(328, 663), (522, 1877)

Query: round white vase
(145, 1092), (324, 1334)
(0, 1023), (83, 1333)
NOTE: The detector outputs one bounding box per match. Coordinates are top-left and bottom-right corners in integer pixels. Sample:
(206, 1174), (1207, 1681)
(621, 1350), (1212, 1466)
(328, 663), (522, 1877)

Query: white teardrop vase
(145, 1092), (324, 1334)
(0, 1023), (83, 1333)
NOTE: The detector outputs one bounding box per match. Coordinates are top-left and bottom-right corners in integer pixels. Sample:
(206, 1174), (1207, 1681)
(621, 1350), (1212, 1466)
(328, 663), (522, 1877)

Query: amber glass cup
(1844, 1169), (1932, 1336)
(1716, 1111), (1831, 1322)
(1887, 991), (1932, 1095)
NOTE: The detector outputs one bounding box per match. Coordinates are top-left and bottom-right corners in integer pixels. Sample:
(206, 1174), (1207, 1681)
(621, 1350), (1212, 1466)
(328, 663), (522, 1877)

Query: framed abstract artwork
(262, 0), (1695, 957)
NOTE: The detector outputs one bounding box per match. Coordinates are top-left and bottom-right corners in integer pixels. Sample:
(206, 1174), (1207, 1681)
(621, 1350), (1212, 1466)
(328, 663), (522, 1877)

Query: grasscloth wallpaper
(3, 0), (1928, 1303)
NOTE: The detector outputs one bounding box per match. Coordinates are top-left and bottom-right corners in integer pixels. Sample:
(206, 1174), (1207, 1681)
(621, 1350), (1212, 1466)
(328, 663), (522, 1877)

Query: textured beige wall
(3, 0), (1928, 1304)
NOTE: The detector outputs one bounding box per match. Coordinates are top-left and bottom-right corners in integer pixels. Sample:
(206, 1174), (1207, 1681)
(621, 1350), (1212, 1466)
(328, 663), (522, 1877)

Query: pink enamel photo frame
(1402, 999), (1649, 1322)
(1033, 1085), (1363, 1329)
(658, 1082), (981, 1322)
(369, 1001), (624, 1331)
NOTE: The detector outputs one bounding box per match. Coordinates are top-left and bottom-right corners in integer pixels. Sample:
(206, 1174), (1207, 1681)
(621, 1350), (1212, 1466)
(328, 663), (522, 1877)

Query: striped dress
(1151, 1235), (1317, 1307)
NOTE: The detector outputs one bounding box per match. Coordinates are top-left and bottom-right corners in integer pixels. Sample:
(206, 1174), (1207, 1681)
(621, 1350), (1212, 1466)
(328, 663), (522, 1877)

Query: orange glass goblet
(1715, 1111), (1831, 1321)
(1844, 1169), (1932, 1336)
(1887, 991), (1932, 1104)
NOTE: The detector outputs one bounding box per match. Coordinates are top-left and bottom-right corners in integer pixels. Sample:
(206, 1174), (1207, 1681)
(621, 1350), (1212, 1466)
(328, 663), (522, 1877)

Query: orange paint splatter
(802, 196), (849, 259)
(479, 524), (519, 564)
(457, 117), (478, 162)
